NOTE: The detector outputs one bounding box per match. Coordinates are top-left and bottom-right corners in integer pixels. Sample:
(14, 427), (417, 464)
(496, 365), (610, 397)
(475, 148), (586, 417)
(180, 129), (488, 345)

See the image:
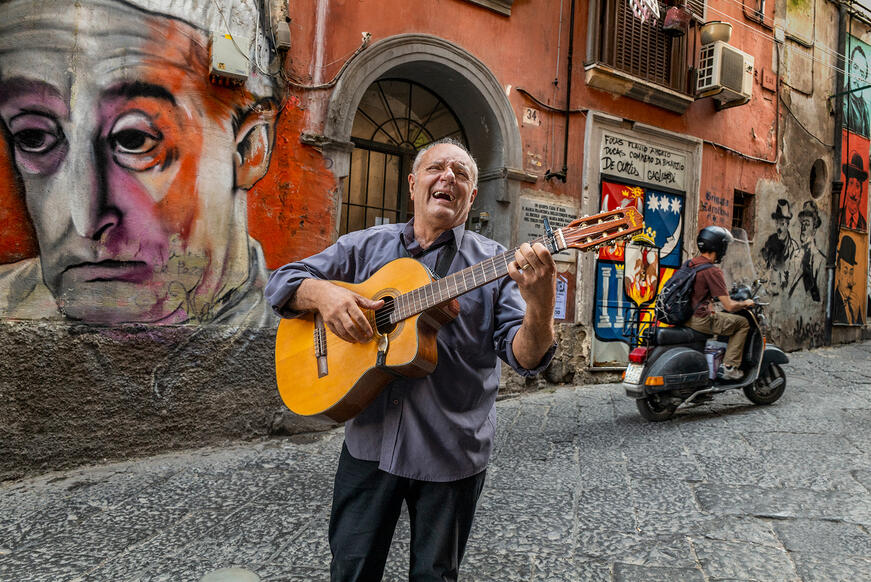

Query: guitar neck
(391, 233), (561, 323)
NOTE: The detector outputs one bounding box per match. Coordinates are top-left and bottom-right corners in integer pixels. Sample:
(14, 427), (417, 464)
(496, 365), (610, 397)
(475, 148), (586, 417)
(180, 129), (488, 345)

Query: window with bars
(587, 0), (704, 95)
(732, 189), (755, 240)
(340, 80), (467, 235)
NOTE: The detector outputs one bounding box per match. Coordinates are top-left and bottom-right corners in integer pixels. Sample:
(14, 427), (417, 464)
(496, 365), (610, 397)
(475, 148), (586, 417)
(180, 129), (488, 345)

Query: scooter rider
(685, 226), (755, 380)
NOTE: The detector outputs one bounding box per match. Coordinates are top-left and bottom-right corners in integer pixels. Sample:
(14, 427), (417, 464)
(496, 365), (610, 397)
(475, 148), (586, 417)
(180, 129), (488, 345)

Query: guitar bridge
(314, 313), (328, 378)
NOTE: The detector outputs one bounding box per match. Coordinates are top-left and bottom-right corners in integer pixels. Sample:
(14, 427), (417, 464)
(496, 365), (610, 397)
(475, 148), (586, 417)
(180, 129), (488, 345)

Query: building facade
(0, 0), (863, 476)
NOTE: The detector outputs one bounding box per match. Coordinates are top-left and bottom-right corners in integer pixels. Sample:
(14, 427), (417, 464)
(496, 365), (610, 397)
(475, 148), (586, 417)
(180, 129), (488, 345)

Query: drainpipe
(545, 0), (576, 182)
(825, 1), (847, 345)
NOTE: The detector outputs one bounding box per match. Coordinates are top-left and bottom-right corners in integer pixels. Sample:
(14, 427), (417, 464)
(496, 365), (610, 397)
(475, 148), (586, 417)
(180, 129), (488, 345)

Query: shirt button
(393, 399), (399, 405)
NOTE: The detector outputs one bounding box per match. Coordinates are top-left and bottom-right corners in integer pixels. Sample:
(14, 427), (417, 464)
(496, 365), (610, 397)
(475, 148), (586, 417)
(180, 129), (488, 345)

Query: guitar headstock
(559, 207), (643, 252)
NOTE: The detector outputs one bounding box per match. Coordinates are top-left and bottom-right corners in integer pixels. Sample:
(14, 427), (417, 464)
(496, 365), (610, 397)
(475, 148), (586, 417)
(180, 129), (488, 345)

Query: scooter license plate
(624, 364), (643, 385)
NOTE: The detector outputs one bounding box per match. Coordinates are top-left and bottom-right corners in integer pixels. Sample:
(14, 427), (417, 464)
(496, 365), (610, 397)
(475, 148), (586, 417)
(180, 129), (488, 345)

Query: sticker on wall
(833, 230), (867, 325)
(593, 260), (633, 342)
(839, 130), (870, 232)
(599, 181), (644, 261)
(643, 190), (684, 267)
(844, 35), (871, 139)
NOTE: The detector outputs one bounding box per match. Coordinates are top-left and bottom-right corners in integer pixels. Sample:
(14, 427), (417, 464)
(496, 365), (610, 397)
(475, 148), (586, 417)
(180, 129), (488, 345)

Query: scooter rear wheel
(743, 363), (786, 405)
(636, 394), (678, 421)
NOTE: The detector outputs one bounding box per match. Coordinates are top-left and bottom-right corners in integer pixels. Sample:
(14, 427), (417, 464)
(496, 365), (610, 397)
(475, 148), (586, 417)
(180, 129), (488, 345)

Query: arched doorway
(319, 34), (523, 246)
(341, 79), (467, 234)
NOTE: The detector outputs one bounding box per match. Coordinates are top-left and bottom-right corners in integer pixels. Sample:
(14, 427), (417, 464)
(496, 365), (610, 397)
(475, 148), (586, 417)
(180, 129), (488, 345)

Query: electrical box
(696, 41), (754, 109)
(276, 20), (291, 51)
(210, 33), (249, 85)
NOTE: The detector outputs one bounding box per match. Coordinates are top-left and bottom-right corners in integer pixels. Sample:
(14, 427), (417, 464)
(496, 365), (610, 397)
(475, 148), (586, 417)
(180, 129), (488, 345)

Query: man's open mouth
(432, 190), (454, 201)
(63, 260), (151, 283)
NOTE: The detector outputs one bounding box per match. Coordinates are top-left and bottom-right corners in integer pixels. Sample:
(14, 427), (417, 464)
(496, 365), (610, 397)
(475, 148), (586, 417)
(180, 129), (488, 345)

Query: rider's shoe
(717, 364), (742, 381)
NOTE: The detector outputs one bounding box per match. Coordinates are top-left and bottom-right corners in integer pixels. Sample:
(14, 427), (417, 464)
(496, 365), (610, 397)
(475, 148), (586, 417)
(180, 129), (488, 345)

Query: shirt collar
(400, 218), (466, 257)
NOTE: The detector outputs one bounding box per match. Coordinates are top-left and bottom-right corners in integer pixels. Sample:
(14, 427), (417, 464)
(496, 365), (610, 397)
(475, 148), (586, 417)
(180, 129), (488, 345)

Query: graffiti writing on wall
(699, 190), (732, 228)
(0, 0), (281, 326)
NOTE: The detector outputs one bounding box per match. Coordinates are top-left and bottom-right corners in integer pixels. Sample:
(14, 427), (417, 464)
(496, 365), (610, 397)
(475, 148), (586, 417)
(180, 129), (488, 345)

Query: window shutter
(614, 0), (673, 86)
(686, 0), (706, 21)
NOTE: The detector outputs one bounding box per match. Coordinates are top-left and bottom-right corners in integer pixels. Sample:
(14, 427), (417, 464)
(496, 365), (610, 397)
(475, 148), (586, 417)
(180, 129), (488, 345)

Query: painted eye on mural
(8, 113), (63, 155)
(107, 111), (163, 171)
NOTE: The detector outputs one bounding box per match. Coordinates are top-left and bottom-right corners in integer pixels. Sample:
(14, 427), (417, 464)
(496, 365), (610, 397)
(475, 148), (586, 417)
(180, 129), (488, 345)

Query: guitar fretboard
(390, 234), (555, 323)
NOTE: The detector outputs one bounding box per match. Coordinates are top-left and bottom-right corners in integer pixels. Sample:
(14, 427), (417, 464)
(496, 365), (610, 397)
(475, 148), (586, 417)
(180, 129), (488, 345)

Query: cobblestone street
(1, 342), (870, 581)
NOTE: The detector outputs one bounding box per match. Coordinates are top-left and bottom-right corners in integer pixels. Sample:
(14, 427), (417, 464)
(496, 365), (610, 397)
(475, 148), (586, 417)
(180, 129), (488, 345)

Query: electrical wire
(779, 93), (834, 147)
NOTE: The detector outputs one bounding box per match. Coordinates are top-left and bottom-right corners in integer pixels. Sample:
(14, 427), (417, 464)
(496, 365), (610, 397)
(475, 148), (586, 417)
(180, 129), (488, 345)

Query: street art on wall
(833, 231), (867, 325)
(839, 131), (869, 231)
(761, 197), (828, 302)
(0, 0), (280, 326)
(844, 35), (871, 139)
(761, 199), (801, 296)
(643, 190), (683, 267)
(592, 179), (685, 362)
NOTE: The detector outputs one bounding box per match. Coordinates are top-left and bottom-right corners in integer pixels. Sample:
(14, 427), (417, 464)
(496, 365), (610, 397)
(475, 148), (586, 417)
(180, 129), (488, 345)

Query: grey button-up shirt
(265, 220), (555, 481)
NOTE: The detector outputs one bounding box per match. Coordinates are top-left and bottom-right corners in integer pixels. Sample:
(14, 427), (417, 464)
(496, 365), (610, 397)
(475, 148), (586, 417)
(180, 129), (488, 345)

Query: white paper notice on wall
(554, 274), (568, 319)
(600, 131), (687, 191)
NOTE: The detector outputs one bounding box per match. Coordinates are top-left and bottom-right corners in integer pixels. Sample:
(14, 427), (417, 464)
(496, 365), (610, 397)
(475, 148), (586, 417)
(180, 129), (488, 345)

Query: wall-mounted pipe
(825, 1), (848, 345)
(545, 0), (576, 182)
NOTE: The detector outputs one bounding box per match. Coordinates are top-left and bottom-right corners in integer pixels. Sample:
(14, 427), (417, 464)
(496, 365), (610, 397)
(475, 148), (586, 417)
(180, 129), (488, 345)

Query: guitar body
(275, 258), (456, 423)
(274, 207), (643, 423)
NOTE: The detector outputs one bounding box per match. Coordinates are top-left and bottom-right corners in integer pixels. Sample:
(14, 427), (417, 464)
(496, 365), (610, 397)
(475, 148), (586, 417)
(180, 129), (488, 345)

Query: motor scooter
(622, 228), (789, 421)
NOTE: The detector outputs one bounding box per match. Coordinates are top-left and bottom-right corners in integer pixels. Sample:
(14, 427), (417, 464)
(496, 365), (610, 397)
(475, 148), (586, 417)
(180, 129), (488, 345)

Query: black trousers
(329, 443), (486, 582)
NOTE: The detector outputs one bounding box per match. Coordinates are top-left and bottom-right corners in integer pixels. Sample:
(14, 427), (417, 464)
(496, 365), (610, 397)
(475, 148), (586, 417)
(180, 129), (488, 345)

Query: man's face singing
(409, 143), (478, 232)
(0, 1), (258, 323)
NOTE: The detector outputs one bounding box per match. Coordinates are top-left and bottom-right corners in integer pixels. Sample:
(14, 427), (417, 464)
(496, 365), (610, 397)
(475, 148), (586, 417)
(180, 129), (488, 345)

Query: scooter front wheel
(636, 394), (678, 421)
(743, 363), (786, 405)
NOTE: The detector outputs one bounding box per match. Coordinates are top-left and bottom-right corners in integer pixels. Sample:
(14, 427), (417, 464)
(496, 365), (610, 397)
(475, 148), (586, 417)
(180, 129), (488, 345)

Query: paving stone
(613, 562), (705, 582)
(772, 518), (871, 556)
(575, 530), (696, 568)
(691, 538), (798, 581)
(3, 342), (871, 581)
(790, 552), (871, 582)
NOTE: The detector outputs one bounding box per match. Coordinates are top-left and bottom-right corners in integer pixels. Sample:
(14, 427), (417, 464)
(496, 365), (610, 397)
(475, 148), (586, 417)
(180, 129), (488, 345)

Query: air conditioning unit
(696, 41), (754, 109)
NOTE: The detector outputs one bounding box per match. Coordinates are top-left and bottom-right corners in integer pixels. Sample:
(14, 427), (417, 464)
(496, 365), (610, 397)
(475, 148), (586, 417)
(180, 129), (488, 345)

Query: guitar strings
(338, 212), (632, 337)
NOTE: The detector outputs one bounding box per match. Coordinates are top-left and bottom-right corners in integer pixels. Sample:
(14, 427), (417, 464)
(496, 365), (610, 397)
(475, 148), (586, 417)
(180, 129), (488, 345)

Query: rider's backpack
(654, 260), (715, 325)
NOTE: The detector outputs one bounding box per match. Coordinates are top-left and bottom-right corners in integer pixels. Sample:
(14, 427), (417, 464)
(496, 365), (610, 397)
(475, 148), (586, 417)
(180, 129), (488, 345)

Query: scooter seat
(653, 326), (711, 346)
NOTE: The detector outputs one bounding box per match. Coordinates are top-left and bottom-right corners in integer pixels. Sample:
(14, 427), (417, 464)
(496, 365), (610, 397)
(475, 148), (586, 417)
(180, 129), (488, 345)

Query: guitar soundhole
(375, 296), (397, 335)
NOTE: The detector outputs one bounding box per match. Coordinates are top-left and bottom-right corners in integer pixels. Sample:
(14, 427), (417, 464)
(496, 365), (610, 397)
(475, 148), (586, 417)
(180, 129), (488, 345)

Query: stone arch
(319, 33), (523, 245)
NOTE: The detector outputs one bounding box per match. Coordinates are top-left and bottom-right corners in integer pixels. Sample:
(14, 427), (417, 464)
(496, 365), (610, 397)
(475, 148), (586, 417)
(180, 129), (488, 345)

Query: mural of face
(774, 217), (790, 241)
(798, 216), (815, 244)
(837, 257), (855, 298)
(850, 45), (869, 89)
(0, 0), (275, 324)
(846, 177), (862, 215)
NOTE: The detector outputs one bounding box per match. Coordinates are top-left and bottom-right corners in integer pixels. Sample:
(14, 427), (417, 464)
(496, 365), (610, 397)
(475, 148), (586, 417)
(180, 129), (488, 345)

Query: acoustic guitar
(275, 207), (643, 422)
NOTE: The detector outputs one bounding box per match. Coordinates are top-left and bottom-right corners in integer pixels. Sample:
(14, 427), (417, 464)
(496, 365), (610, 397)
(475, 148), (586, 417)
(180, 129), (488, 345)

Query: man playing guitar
(266, 138), (557, 581)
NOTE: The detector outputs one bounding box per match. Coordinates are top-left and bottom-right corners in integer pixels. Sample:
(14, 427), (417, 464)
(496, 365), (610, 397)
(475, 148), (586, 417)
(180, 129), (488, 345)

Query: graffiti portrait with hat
(844, 36), (871, 138)
(833, 231), (867, 325)
(839, 132), (870, 231)
(789, 200), (826, 302)
(761, 198), (800, 295)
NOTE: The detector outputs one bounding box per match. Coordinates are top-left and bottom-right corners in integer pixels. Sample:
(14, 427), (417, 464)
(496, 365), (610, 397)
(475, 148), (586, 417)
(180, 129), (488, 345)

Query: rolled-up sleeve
(265, 232), (367, 318)
(492, 276), (557, 376)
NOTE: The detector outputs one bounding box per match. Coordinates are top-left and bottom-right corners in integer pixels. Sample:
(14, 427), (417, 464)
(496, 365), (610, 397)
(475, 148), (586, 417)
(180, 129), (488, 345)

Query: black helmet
(697, 226), (732, 263)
